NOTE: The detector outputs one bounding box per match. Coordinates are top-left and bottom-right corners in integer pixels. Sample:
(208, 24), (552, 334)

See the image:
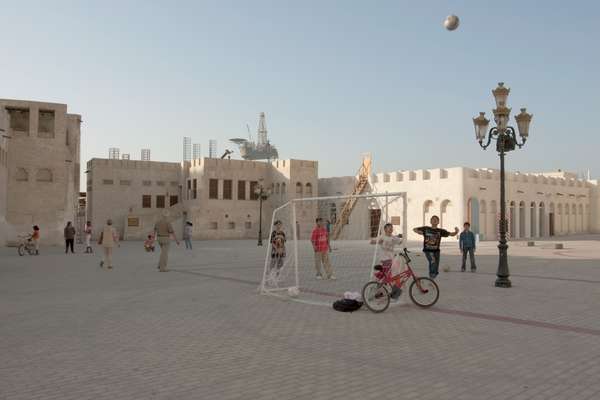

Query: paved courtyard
(1, 236), (600, 400)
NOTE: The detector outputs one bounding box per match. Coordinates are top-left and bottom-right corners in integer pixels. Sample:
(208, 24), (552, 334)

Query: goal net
(259, 192), (407, 303)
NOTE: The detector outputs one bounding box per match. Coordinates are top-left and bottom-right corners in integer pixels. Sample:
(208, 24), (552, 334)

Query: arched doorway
(509, 201), (516, 239)
(519, 201), (526, 238)
(423, 200), (434, 226)
(530, 202), (537, 237)
(571, 204), (576, 233)
(467, 198), (480, 235)
(549, 203), (555, 236)
(490, 200), (498, 240)
(565, 203), (571, 233)
(538, 202), (545, 237)
(557, 204), (563, 235)
(479, 200), (487, 240)
(440, 200), (452, 230)
(578, 204), (584, 233)
(329, 203), (337, 224)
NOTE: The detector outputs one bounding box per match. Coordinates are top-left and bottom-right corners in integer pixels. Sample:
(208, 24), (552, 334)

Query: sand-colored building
(86, 157), (318, 240)
(319, 167), (600, 241)
(0, 99), (81, 246)
(0, 107), (9, 245)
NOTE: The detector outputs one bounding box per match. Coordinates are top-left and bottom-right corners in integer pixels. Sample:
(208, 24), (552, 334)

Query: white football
(444, 15), (460, 31)
(288, 286), (300, 297)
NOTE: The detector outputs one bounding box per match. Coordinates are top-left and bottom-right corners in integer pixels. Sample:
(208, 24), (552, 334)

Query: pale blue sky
(1, 0), (599, 181)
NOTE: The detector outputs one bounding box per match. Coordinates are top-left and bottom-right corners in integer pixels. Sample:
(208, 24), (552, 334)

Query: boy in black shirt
(413, 215), (459, 279)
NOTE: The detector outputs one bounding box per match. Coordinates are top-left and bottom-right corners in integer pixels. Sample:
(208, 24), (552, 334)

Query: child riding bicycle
(371, 223), (404, 299)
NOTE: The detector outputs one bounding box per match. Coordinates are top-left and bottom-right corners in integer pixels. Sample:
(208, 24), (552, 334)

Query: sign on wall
(128, 217), (140, 227)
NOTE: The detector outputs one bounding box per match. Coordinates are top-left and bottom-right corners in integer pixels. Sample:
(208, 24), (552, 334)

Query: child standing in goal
(269, 220), (286, 275)
(311, 218), (335, 280)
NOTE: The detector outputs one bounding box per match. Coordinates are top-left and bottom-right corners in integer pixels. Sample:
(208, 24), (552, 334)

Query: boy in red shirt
(311, 218), (335, 280)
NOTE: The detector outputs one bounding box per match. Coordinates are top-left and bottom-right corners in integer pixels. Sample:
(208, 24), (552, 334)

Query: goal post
(259, 192), (407, 301)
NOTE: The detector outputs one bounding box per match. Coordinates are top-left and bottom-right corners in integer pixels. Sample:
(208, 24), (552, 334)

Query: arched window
(305, 182), (313, 196)
(15, 168), (28, 182)
(281, 182), (286, 195)
(36, 168), (53, 182)
(275, 183), (280, 194)
(296, 182), (302, 194)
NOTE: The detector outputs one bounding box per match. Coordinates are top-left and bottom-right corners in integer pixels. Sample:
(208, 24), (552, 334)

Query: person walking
(84, 221), (93, 253)
(31, 225), (40, 255)
(413, 216), (459, 279)
(183, 221), (193, 250)
(311, 218), (335, 280)
(154, 211), (180, 272)
(459, 222), (477, 272)
(98, 219), (119, 270)
(64, 221), (76, 253)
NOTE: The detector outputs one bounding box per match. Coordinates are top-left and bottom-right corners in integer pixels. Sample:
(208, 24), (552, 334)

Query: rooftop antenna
(246, 124), (252, 142)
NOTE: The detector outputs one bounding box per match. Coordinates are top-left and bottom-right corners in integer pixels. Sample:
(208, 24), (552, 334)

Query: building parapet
(88, 158), (180, 170)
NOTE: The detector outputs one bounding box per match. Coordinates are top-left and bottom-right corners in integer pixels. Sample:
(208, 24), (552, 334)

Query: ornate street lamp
(472, 82), (533, 288)
(255, 181), (271, 246)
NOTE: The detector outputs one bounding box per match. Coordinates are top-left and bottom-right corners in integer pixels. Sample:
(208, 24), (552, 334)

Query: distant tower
(109, 147), (120, 160)
(141, 148), (151, 161)
(183, 137), (192, 161)
(121, 153), (130, 160)
(209, 139), (217, 158)
(193, 143), (201, 160)
(257, 112), (268, 146)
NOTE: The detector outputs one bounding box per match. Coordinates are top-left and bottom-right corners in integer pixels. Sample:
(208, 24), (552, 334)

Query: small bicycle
(17, 234), (36, 256)
(362, 248), (439, 313)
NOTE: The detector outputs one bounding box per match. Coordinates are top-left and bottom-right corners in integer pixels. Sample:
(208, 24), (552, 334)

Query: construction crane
(221, 149), (233, 159)
(331, 154), (372, 240)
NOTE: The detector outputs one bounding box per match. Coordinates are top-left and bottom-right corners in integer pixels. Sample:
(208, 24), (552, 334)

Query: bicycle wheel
(26, 245), (35, 255)
(18, 244), (25, 256)
(409, 277), (439, 308)
(362, 281), (390, 313)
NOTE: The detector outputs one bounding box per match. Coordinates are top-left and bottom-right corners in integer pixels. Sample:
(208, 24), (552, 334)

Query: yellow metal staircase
(331, 155), (372, 240)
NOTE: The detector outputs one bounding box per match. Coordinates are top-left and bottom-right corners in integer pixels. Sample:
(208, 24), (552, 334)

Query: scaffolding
(331, 154), (372, 240)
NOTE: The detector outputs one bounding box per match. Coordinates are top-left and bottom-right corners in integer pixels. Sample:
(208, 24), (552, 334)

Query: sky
(1, 0), (599, 184)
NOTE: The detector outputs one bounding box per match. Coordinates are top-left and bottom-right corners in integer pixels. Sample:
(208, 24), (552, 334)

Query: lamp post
(255, 181), (271, 246)
(473, 82), (532, 288)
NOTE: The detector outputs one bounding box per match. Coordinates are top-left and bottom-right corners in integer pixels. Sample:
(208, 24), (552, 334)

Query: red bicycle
(362, 248), (439, 313)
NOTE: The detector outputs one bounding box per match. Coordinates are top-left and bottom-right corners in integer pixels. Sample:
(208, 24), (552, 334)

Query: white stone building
(0, 99), (81, 245)
(319, 167), (600, 241)
(86, 157), (318, 240)
(0, 107), (9, 245)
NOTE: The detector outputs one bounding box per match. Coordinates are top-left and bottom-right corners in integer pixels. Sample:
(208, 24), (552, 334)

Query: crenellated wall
(319, 166), (598, 241)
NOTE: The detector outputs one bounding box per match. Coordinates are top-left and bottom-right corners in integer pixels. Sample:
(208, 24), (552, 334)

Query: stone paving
(1, 235), (600, 400)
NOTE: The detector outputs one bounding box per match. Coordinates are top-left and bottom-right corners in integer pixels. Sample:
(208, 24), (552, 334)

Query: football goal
(259, 192), (407, 302)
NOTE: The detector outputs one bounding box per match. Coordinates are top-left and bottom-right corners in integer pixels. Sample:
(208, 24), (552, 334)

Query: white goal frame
(259, 191), (407, 295)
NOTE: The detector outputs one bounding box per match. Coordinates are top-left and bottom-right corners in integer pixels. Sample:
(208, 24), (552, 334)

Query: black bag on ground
(332, 299), (363, 312)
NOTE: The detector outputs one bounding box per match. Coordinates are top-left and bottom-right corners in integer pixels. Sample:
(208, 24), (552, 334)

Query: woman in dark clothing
(64, 221), (76, 253)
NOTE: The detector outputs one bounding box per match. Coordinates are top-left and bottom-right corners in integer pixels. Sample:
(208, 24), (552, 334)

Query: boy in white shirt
(371, 223), (403, 299)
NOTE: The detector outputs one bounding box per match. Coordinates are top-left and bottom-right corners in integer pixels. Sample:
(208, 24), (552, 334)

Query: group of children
(267, 215), (478, 288)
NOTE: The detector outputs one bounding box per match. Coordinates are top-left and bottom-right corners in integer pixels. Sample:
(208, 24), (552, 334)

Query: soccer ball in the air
(288, 286), (300, 297)
(444, 15), (460, 31)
